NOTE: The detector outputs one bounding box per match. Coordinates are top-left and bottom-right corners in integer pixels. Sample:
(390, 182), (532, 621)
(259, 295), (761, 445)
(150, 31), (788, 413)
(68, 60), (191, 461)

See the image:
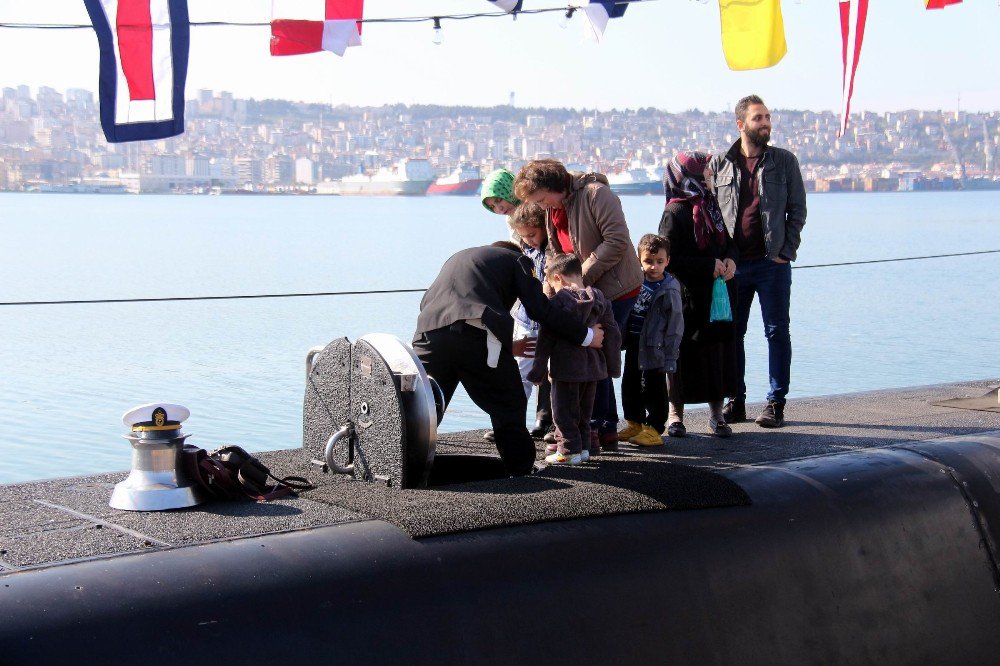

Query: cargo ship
(426, 165), (483, 196)
(606, 166), (663, 196)
(321, 158), (435, 196)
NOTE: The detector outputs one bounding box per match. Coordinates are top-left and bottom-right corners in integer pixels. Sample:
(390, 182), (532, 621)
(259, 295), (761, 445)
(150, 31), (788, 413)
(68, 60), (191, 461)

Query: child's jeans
(621, 336), (668, 433)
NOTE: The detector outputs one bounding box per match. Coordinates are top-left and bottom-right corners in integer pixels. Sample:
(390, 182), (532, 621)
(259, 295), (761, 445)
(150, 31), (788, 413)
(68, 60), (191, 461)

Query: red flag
(838, 0), (869, 137)
(271, 0), (363, 57)
(925, 0), (962, 8)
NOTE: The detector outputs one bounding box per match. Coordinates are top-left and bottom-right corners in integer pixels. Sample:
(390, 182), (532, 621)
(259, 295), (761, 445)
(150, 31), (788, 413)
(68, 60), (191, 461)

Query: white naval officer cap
(122, 402), (190, 432)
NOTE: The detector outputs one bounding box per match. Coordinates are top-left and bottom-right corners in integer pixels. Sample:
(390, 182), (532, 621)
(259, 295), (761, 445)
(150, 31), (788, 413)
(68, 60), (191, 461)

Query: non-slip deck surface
(304, 446), (750, 538)
(2, 379), (999, 572)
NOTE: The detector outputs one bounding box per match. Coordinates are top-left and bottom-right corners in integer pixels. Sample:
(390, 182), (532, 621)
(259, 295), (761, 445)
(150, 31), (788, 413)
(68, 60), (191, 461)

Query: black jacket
(709, 140), (807, 262)
(415, 246), (589, 350)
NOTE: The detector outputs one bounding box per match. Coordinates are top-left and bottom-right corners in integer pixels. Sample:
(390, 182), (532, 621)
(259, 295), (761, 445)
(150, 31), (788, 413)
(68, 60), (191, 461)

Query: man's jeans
(734, 258), (792, 405)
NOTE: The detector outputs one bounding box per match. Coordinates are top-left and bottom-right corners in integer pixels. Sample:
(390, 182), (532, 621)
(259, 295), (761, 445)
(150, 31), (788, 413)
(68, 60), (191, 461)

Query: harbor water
(1, 191), (998, 483)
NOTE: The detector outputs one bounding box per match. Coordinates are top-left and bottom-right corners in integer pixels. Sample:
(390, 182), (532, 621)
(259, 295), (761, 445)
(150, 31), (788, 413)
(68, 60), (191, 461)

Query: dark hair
(491, 240), (522, 253)
(507, 202), (546, 230)
(638, 233), (670, 258)
(735, 94), (765, 122)
(544, 253), (582, 280)
(514, 159), (571, 201)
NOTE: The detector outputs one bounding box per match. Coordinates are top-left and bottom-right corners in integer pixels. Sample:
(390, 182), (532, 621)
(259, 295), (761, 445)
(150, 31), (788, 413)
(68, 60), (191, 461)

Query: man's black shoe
(755, 401), (785, 428)
(529, 420), (553, 440)
(722, 399), (747, 423)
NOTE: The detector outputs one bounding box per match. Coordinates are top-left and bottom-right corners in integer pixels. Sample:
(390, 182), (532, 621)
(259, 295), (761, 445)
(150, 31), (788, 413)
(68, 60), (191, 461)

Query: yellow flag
(718, 0), (788, 71)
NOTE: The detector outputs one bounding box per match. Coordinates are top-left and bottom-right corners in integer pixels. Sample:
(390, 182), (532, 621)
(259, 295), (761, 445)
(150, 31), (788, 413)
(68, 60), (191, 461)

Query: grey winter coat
(638, 276), (684, 373)
(709, 141), (807, 262)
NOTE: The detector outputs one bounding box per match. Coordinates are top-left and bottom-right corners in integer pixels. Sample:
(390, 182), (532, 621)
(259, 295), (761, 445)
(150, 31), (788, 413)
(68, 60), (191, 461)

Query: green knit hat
(481, 169), (521, 212)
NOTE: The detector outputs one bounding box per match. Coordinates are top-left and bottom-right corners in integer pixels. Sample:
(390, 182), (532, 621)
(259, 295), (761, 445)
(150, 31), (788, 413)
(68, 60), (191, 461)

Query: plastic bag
(709, 277), (732, 322)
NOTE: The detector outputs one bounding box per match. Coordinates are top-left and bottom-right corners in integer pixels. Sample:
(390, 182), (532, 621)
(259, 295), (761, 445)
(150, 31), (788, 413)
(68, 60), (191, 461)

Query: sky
(0, 0), (998, 113)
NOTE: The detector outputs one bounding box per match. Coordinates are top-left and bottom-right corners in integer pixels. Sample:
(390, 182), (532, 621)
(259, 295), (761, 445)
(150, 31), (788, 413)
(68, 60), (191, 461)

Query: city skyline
(1, 1), (998, 113)
(2, 85), (994, 195)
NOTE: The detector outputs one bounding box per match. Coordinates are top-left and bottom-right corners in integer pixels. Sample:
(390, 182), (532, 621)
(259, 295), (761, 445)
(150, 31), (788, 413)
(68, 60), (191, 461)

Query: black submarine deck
(3, 378), (998, 572)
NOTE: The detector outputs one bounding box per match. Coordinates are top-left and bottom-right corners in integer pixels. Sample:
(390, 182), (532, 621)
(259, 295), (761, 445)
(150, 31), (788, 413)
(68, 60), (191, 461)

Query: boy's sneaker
(629, 425), (664, 447)
(545, 451), (582, 465)
(722, 399), (747, 423)
(579, 449), (590, 462)
(755, 401), (785, 428)
(616, 420), (643, 441)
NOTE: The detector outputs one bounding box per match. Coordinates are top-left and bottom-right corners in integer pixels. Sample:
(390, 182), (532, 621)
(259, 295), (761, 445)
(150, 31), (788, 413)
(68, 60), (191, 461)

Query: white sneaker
(545, 451), (582, 465)
(579, 449), (590, 462)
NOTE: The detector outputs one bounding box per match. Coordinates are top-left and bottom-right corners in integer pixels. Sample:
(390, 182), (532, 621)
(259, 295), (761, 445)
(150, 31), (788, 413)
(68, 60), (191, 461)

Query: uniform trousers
(413, 323), (535, 476)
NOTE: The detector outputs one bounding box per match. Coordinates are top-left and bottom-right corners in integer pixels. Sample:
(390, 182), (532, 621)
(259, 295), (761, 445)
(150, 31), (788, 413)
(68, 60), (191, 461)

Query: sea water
(1, 191), (998, 483)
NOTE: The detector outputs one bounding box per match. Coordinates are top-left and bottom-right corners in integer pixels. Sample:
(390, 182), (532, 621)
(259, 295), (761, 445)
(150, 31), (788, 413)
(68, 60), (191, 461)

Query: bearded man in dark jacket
(709, 95), (807, 429)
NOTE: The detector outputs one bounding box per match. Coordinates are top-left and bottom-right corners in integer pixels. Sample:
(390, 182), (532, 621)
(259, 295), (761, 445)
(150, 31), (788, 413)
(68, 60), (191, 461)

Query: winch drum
(303, 334), (438, 489)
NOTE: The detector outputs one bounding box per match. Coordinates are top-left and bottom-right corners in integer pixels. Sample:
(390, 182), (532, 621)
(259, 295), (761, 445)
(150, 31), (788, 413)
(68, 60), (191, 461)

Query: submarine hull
(3, 433), (1000, 663)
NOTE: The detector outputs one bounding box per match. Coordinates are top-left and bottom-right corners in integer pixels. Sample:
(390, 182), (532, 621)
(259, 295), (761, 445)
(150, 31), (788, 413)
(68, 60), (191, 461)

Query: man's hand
(512, 337), (537, 358)
(588, 324), (605, 348)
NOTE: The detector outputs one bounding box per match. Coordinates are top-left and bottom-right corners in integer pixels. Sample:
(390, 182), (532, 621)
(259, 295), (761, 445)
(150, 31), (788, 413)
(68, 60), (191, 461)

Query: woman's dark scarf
(664, 151), (727, 250)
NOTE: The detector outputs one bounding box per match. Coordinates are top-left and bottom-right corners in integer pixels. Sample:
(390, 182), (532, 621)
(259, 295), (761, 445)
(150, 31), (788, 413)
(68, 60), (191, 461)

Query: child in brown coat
(527, 254), (622, 465)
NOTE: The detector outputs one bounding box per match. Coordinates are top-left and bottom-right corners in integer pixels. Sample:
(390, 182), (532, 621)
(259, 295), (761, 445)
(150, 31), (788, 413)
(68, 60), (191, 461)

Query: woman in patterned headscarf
(658, 151), (738, 438)
(481, 168), (521, 215)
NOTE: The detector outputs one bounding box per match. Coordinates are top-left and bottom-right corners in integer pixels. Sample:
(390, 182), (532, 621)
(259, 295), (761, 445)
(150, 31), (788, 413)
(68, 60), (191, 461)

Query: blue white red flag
(83, 0), (189, 143)
(576, 1), (628, 43)
(485, 1), (523, 12)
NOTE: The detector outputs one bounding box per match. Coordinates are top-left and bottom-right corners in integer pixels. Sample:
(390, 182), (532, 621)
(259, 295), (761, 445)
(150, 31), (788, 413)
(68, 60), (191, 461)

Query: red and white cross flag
(271, 0), (364, 57)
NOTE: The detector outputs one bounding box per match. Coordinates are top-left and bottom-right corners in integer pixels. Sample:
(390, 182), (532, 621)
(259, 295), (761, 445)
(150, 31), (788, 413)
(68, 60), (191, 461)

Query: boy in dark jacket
(616, 234), (684, 446)
(528, 254), (622, 465)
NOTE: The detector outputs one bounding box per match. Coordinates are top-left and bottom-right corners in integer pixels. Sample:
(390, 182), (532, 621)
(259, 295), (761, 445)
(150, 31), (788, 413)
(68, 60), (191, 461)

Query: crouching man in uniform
(413, 242), (605, 476)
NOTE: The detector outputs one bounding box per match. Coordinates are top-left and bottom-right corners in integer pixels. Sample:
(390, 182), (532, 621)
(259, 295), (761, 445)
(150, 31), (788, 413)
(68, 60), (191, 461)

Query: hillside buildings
(0, 86), (996, 194)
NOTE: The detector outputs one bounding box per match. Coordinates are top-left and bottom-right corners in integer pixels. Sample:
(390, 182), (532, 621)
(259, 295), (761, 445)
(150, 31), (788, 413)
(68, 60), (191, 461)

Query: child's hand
(512, 337), (536, 358)
(588, 324), (605, 348)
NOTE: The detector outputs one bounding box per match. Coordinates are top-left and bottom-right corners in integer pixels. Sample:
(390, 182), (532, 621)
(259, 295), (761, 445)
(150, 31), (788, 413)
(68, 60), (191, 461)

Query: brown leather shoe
(755, 401), (785, 428)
